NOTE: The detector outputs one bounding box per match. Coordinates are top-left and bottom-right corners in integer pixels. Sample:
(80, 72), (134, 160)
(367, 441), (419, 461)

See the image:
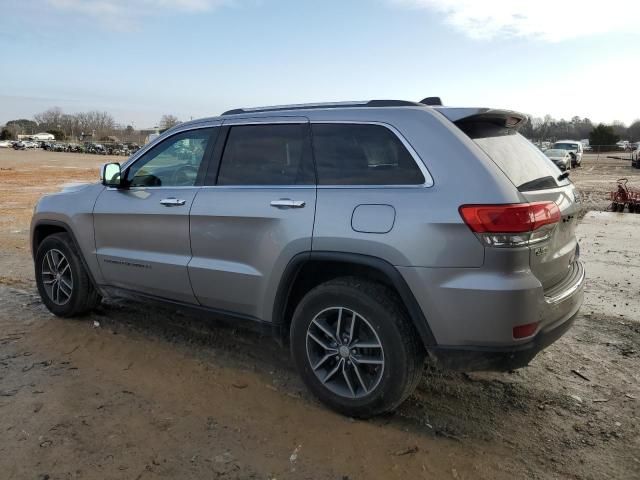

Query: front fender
(31, 183), (105, 285)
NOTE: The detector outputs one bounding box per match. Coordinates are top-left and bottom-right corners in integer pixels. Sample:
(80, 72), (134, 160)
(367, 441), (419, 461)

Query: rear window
(459, 122), (569, 192)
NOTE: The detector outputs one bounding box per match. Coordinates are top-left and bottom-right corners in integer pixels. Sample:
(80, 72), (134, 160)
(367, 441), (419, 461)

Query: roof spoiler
(437, 108), (528, 130)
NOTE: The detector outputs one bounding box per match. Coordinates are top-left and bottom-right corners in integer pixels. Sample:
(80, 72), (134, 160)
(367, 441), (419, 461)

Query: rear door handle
(270, 199), (306, 209)
(160, 197), (186, 207)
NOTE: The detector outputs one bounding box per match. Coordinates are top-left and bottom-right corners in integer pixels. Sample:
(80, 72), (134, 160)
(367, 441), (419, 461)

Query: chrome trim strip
(544, 261), (585, 305)
(119, 120), (434, 189)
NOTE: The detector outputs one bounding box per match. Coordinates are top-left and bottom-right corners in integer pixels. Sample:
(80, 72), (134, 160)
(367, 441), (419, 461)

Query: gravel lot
(0, 149), (638, 479)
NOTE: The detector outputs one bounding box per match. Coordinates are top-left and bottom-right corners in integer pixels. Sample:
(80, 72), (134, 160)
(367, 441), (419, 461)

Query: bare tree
(75, 111), (116, 138)
(33, 108), (115, 140)
(159, 114), (180, 131)
(34, 107), (64, 131)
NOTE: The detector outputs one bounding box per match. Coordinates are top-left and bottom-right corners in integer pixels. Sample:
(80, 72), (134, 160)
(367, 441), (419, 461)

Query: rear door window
(311, 124), (425, 185)
(459, 123), (569, 192)
(217, 124), (314, 186)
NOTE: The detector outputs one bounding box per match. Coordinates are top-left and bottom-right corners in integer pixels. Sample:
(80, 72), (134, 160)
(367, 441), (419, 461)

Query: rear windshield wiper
(517, 176), (557, 192)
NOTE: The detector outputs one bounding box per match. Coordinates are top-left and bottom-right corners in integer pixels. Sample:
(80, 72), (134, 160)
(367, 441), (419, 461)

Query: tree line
(2, 107), (638, 146)
(0, 108), (182, 142)
(520, 115), (640, 145)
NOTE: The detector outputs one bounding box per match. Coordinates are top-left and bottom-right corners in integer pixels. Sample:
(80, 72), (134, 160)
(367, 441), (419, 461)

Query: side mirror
(101, 162), (122, 187)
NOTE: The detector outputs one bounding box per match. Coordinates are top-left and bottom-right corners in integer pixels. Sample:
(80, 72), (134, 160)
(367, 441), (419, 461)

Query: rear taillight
(459, 202), (560, 248)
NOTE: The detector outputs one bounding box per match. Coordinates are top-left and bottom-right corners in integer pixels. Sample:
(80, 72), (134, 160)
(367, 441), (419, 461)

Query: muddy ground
(0, 149), (638, 479)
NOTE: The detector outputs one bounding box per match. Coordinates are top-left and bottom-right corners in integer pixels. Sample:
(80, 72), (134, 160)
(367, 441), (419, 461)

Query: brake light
(459, 202), (560, 247)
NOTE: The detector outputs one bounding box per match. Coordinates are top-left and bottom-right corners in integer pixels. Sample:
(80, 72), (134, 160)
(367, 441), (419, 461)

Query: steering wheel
(171, 165), (199, 186)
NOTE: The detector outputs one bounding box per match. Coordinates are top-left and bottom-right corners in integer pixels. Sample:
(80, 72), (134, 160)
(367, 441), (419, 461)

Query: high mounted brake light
(459, 202), (560, 247)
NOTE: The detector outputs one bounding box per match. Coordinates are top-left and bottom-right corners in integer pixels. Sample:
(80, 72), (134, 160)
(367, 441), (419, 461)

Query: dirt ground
(0, 149), (639, 480)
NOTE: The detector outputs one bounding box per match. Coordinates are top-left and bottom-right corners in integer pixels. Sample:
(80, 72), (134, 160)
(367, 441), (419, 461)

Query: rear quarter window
(311, 123), (425, 186)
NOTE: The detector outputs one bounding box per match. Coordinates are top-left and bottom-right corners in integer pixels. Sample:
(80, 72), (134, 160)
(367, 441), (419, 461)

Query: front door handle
(270, 199), (306, 209)
(160, 197), (186, 207)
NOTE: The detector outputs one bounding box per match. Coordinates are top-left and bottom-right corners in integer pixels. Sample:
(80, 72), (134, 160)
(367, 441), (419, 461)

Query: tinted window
(127, 128), (214, 187)
(217, 124), (314, 185)
(459, 122), (569, 192)
(312, 124), (425, 185)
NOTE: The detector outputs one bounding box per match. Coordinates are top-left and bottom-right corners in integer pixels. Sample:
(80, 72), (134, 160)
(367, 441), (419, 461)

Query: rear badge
(534, 246), (549, 256)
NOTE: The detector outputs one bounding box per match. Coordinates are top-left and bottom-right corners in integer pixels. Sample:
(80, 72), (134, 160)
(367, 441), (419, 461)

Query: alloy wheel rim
(41, 249), (73, 306)
(306, 307), (385, 399)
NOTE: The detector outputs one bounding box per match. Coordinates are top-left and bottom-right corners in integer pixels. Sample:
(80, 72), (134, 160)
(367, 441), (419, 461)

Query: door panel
(92, 126), (219, 303)
(189, 187), (316, 318)
(94, 188), (199, 302)
(188, 119), (316, 321)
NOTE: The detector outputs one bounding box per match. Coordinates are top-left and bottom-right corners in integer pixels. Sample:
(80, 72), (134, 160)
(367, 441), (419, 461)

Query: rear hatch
(451, 110), (579, 290)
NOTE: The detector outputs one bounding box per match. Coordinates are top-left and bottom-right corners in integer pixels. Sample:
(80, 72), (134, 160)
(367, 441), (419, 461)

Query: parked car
(616, 141), (630, 151)
(30, 99), (585, 417)
(632, 144), (640, 169)
(12, 141), (26, 150)
(552, 140), (582, 167)
(0, 140), (11, 148)
(86, 143), (107, 155)
(544, 148), (573, 171)
(66, 143), (84, 153)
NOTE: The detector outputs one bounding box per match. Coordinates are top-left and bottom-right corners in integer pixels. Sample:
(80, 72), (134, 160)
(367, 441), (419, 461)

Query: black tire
(290, 277), (425, 418)
(35, 233), (101, 317)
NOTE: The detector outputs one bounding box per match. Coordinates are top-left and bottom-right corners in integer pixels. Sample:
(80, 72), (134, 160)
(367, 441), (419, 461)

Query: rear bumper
(398, 259), (585, 371)
(427, 307), (577, 371)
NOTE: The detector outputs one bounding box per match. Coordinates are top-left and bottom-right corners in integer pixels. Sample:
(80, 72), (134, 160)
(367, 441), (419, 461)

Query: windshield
(544, 149), (566, 157)
(553, 143), (579, 151)
(458, 122), (569, 192)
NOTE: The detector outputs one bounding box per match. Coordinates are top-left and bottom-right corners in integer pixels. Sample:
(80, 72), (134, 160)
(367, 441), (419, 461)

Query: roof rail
(221, 99), (425, 116)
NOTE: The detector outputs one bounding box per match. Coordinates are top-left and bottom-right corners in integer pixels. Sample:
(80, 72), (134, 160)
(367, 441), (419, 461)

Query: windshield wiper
(517, 176), (557, 192)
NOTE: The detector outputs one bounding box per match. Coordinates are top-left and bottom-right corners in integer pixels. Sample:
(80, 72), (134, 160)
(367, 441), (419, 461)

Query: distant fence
(588, 145), (636, 154)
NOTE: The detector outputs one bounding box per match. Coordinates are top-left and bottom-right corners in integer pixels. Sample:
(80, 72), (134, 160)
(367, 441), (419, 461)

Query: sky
(1, 0), (639, 128)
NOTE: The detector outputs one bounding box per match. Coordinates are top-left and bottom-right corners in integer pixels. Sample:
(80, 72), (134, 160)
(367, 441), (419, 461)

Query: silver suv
(31, 99), (585, 417)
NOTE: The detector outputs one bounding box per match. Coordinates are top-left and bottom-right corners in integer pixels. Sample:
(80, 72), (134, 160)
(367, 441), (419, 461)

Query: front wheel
(290, 277), (425, 418)
(35, 233), (101, 317)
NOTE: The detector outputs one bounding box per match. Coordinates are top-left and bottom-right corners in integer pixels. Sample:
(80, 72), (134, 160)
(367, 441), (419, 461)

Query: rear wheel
(290, 277), (424, 418)
(35, 233), (101, 317)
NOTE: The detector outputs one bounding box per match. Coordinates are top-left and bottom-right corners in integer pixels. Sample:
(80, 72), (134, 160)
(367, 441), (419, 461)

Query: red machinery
(609, 178), (640, 213)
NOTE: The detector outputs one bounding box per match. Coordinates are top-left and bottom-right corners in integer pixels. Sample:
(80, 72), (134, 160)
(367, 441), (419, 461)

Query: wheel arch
(272, 251), (437, 347)
(31, 220), (100, 291)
